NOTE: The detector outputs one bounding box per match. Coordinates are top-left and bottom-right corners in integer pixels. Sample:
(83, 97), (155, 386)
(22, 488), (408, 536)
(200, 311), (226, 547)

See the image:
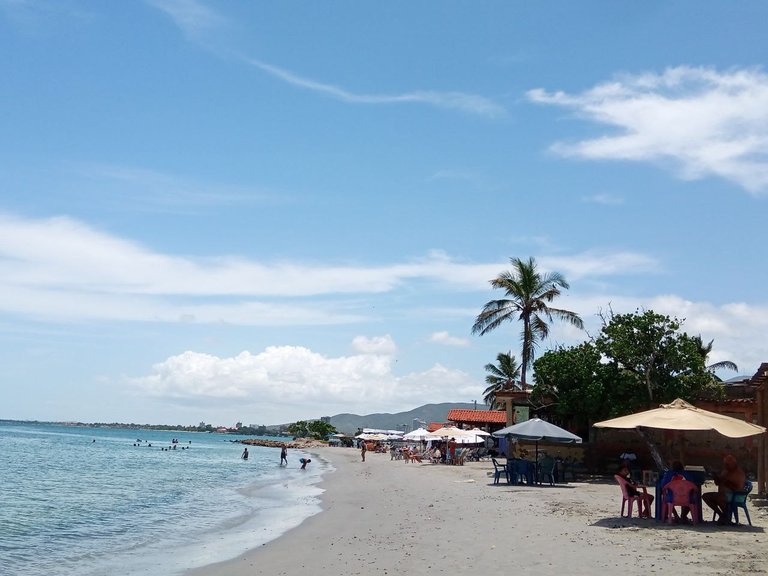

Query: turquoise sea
(0, 422), (329, 576)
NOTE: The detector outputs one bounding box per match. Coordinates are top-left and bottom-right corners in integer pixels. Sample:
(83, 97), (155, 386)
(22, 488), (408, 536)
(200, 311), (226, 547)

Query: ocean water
(0, 422), (329, 576)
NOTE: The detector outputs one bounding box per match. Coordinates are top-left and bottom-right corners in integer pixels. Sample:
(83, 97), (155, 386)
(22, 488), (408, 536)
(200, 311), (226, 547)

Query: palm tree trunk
(520, 317), (530, 388)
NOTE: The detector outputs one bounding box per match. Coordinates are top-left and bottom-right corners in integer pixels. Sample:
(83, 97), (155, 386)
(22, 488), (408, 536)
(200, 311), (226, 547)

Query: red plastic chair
(661, 478), (700, 525)
(614, 474), (643, 518)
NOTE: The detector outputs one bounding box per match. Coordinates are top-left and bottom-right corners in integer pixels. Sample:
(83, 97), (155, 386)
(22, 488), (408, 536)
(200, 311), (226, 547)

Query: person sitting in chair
(661, 460), (691, 523)
(617, 463), (654, 517)
(702, 454), (746, 525)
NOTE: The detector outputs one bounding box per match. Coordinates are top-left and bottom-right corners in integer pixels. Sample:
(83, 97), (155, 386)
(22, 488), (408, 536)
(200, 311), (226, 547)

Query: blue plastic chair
(725, 480), (753, 526)
(492, 458), (509, 485)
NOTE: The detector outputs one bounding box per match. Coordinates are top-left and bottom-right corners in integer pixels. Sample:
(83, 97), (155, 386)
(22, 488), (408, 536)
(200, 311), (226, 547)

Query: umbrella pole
(636, 428), (665, 472)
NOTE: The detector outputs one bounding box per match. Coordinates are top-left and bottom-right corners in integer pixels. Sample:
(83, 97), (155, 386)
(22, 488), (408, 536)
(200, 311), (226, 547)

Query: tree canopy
(532, 309), (724, 426)
(287, 420), (337, 440)
(595, 309), (720, 405)
(482, 351), (521, 409)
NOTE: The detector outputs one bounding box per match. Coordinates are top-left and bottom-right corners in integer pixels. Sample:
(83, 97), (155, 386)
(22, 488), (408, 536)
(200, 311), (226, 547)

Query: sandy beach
(189, 447), (767, 576)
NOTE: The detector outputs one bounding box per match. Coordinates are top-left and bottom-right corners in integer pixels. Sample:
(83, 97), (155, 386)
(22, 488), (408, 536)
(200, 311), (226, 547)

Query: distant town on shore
(0, 402), (481, 437)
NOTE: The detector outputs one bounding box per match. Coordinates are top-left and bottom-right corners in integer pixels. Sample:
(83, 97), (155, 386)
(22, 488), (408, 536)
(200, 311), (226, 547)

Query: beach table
(506, 458), (536, 485)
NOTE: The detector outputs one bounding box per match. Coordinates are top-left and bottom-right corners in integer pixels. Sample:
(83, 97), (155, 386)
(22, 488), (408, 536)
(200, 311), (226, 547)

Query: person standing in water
(280, 445), (288, 466)
(241, 447), (249, 460)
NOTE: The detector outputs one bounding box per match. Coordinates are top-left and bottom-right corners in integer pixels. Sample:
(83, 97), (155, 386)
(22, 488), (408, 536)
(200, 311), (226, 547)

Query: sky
(1, 1), (767, 427)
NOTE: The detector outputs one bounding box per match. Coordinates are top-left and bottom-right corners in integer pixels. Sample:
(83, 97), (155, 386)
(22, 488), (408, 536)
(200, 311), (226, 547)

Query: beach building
(446, 408), (507, 433)
(494, 388), (535, 426)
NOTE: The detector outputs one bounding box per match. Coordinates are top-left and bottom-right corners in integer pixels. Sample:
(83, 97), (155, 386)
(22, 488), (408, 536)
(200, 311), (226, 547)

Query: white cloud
(543, 293), (768, 380)
(246, 58), (506, 118)
(0, 214), (660, 325)
(581, 193), (624, 206)
(129, 341), (482, 421)
(351, 335), (397, 355)
(529, 66), (768, 194)
(539, 251), (659, 280)
(146, 0), (222, 39)
(429, 331), (470, 347)
(3, 212), (765, 376)
(146, 0), (505, 118)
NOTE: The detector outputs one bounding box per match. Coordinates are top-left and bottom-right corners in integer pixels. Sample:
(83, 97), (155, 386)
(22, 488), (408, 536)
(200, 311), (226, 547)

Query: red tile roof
(427, 422), (445, 432)
(447, 409), (507, 424)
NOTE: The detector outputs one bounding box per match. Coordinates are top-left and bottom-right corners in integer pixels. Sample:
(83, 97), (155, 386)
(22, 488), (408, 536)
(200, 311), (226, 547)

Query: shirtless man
(702, 454), (746, 524)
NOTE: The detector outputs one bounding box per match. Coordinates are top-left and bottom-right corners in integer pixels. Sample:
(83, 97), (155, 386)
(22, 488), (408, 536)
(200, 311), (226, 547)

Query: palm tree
(472, 256), (584, 387)
(692, 335), (738, 379)
(483, 351), (521, 409)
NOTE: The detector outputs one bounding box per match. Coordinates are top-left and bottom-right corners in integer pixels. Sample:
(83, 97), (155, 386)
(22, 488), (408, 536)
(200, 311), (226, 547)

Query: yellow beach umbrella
(593, 398), (766, 438)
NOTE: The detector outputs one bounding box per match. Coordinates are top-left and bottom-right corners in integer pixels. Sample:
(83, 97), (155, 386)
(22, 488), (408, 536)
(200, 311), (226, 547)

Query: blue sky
(2, 1), (766, 426)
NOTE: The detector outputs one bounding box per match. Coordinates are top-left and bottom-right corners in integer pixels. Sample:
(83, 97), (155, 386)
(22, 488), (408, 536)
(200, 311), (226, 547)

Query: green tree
(287, 420), (337, 440)
(307, 420), (337, 439)
(532, 342), (641, 426)
(594, 309), (721, 406)
(472, 256), (584, 386)
(287, 421), (310, 438)
(482, 351), (521, 409)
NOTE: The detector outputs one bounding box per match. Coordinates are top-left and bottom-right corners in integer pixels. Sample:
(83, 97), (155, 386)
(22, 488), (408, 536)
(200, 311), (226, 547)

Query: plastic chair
(492, 458), (509, 485)
(505, 459), (520, 485)
(661, 478), (700, 525)
(724, 480), (753, 526)
(614, 474), (643, 517)
(539, 457), (556, 486)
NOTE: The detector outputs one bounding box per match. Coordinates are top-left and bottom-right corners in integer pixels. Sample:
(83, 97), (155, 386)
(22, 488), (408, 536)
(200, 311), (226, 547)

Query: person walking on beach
(241, 447), (249, 460)
(360, 441), (367, 462)
(280, 446), (288, 466)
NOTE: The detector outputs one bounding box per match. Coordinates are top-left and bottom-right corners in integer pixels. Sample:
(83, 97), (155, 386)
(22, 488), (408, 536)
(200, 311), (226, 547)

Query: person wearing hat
(702, 454), (746, 524)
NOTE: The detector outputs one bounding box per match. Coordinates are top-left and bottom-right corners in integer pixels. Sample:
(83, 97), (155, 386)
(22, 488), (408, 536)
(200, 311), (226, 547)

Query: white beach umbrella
(467, 428), (491, 438)
(403, 427), (431, 441)
(451, 435), (484, 445)
(427, 427), (484, 446)
(356, 433), (388, 441)
(426, 426), (474, 439)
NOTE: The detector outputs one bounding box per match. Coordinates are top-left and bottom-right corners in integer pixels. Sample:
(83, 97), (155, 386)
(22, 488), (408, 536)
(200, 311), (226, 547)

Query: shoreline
(188, 447), (767, 576)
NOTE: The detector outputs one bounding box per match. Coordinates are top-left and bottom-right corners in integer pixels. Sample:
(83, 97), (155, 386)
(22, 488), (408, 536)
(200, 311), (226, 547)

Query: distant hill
(328, 402), (488, 434)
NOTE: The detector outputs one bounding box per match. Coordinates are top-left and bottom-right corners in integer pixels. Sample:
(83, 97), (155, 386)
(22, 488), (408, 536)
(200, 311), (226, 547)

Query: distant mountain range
(327, 402), (488, 434)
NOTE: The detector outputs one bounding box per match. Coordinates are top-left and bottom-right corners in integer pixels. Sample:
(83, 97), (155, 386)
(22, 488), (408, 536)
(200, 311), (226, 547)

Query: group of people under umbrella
(484, 398), (765, 525)
(356, 398), (764, 526)
(595, 398), (765, 524)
